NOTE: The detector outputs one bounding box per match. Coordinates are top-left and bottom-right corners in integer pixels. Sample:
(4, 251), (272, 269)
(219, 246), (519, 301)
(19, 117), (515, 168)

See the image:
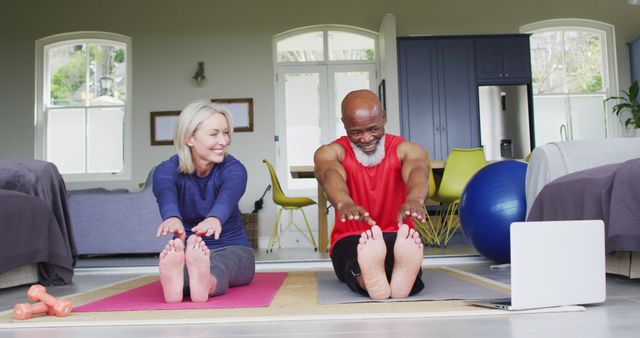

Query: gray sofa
(68, 168), (165, 255)
(525, 138), (640, 278)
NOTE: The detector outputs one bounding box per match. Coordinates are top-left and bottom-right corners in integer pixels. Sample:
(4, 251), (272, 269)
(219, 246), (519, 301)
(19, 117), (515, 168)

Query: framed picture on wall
(150, 111), (180, 146)
(211, 98), (254, 132)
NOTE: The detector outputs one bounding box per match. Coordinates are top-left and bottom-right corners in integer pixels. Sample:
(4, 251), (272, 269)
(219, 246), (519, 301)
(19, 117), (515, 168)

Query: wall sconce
(193, 61), (206, 84)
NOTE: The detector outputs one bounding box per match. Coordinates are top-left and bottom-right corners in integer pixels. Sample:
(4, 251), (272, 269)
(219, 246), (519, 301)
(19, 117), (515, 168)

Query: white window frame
(35, 31), (132, 182)
(520, 19), (620, 138)
(273, 25), (379, 194)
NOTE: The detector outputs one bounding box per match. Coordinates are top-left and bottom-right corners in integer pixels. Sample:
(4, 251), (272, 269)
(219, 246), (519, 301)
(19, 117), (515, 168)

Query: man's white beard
(350, 135), (385, 167)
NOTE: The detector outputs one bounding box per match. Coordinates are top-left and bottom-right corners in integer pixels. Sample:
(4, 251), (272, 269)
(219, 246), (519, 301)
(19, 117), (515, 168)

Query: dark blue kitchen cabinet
(476, 35), (532, 84)
(398, 37), (480, 160)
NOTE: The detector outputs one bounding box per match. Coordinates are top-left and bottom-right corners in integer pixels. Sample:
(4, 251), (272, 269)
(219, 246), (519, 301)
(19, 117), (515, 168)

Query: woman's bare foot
(356, 226), (390, 300)
(159, 239), (185, 303)
(390, 224), (424, 298)
(185, 235), (216, 303)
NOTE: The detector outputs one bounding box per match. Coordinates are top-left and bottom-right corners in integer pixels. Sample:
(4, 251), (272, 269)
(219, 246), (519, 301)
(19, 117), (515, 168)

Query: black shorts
(330, 232), (424, 296)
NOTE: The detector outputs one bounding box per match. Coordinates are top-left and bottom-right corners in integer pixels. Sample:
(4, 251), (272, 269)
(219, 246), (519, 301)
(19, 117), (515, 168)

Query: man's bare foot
(356, 226), (390, 300)
(390, 224), (424, 298)
(159, 239), (185, 303)
(185, 235), (216, 303)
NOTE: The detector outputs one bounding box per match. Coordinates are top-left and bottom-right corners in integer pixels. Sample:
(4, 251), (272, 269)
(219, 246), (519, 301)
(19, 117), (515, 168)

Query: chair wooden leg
(267, 208), (284, 252)
(299, 208), (318, 251)
(268, 207), (319, 252)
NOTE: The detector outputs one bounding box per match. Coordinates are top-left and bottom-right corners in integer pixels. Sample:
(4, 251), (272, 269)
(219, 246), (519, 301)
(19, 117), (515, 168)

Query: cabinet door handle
(504, 73), (509, 77)
(441, 126), (446, 131)
(435, 126), (440, 131)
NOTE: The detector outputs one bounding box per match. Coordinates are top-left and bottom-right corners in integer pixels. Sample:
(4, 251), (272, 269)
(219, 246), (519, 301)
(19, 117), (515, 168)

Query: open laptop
(470, 220), (606, 310)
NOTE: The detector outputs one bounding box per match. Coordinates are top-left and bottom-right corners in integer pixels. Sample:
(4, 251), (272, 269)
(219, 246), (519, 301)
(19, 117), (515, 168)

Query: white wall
(1, 0), (639, 247)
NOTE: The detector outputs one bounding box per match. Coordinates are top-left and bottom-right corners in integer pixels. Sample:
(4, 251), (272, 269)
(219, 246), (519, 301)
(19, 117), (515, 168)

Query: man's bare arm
(397, 141), (430, 223)
(314, 144), (376, 225)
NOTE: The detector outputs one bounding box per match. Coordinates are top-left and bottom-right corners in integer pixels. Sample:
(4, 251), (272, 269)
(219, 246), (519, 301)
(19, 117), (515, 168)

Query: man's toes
(359, 236), (367, 246)
(397, 224), (409, 238)
(370, 226), (382, 238)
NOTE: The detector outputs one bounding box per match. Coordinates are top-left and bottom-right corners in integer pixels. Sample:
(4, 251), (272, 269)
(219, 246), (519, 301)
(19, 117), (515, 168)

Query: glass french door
(276, 63), (375, 192)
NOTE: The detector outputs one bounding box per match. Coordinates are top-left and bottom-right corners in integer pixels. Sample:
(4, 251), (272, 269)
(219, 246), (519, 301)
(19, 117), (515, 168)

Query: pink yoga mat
(74, 272), (287, 312)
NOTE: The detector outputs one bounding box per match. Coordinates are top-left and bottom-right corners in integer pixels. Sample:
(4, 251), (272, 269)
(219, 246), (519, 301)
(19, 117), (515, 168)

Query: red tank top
(330, 134), (414, 255)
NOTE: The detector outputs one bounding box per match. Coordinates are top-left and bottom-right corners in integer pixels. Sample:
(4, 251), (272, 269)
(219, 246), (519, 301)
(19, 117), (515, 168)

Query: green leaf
(629, 80), (639, 102)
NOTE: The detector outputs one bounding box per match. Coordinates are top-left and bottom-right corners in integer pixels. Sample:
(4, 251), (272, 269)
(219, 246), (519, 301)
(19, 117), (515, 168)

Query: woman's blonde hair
(174, 99), (234, 174)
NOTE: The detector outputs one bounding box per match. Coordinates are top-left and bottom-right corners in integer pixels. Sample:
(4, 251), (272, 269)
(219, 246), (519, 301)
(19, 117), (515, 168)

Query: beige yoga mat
(0, 269), (584, 329)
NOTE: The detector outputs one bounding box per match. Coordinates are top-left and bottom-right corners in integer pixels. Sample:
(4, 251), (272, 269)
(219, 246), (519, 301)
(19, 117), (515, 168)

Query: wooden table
(289, 165), (328, 252)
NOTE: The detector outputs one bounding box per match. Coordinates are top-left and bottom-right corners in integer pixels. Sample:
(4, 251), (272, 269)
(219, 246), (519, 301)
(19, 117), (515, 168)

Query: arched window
(274, 26), (378, 191)
(35, 32), (132, 182)
(521, 19), (619, 145)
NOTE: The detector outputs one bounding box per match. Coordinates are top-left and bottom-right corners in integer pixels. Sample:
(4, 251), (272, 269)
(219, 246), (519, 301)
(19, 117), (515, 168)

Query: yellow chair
(431, 148), (486, 246)
(263, 159), (318, 252)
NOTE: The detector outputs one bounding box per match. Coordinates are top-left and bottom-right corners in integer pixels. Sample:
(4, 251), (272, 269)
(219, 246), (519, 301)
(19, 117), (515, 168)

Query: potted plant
(606, 80), (640, 136)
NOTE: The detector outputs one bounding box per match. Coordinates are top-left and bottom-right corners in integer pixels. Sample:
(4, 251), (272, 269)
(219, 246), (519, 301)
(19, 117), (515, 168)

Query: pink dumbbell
(13, 302), (50, 320)
(27, 284), (72, 317)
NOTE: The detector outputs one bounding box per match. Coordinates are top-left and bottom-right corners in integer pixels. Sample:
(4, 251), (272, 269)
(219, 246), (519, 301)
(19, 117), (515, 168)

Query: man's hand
(397, 198), (426, 224)
(156, 217), (186, 242)
(191, 217), (222, 239)
(337, 202), (377, 226)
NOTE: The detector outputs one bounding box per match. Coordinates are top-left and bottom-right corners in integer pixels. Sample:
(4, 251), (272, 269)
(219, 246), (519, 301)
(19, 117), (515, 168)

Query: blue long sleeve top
(152, 154), (250, 249)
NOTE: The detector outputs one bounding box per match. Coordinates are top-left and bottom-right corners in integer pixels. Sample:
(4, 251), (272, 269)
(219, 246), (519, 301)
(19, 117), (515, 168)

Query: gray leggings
(183, 245), (255, 296)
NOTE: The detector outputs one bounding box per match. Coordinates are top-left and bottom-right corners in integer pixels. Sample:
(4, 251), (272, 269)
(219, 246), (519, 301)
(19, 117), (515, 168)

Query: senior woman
(153, 99), (254, 303)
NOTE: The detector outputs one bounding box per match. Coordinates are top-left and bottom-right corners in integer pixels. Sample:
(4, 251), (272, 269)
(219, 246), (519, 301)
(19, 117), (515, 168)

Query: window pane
(563, 31), (603, 94)
(47, 108), (85, 173)
(532, 96), (568, 145)
(569, 95), (607, 139)
(88, 43), (127, 103)
(530, 31), (564, 94)
(530, 28), (608, 143)
(87, 107), (124, 173)
(277, 32), (324, 62)
(333, 71), (371, 138)
(328, 31), (375, 61)
(48, 44), (87, 106)
(284, 72), (321, 190)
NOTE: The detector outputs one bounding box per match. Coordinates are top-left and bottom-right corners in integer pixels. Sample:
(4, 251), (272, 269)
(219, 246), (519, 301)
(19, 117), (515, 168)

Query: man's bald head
(341, 89), (385, 121)
(340, 89), (387, 157)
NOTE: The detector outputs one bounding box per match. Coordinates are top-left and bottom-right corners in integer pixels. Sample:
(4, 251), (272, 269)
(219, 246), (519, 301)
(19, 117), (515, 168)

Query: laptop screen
(509, 220), (606, 309)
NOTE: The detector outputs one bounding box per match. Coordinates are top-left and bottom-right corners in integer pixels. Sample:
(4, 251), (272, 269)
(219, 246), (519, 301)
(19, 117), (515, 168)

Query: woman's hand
(192, 217), (222, 239)
(156, 217), (186, 242)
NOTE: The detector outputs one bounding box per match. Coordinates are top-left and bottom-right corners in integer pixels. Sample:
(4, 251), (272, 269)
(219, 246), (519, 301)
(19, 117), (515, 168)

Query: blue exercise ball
(459, 160), (527, 264)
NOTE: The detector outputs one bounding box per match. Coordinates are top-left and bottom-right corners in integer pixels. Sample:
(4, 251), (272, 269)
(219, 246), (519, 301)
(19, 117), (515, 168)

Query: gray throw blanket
(0, 159), (77, 284)
(528, 158), (640, 254)
(525, 138), (640, 217)
(0, 189), (74, 284)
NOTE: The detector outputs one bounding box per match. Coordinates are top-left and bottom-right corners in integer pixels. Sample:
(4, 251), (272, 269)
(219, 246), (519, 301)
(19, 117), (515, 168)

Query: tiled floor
(2, 245), (640, 337)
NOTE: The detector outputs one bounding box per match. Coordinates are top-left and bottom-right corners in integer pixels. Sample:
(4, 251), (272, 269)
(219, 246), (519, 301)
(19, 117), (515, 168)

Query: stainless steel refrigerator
(478, 85), (532, 161)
